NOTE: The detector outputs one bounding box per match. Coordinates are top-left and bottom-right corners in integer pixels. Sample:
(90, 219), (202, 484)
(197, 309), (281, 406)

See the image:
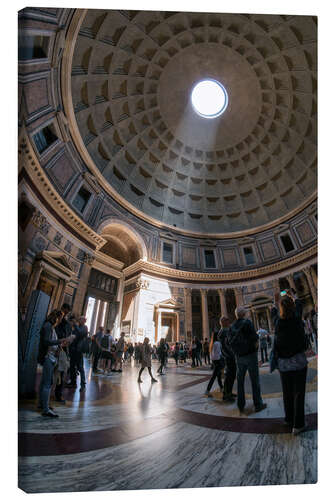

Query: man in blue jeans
(228, 307), (267, 415)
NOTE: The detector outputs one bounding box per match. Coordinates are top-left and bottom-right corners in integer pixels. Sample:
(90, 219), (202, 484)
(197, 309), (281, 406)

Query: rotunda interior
(18, 6), (317, 493)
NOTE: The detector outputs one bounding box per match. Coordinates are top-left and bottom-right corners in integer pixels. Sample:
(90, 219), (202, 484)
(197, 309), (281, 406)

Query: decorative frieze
(32, 210), (50, 236)
(54, 231), (63, 245)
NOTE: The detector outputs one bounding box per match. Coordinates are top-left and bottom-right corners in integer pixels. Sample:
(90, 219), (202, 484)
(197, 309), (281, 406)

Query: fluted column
(310, 266), (318, 289)
(234, 287), (244, 307)
(90, 299), (99, 335)
(184, 288), (192, 340)
(72, 254), (94, 316)
(218, 288), (228, 318)
(304, 267), (317, 305)
(272, 279), (280, 295)
(287, 273), (296, 291)
(200, 289), (209, 340)
(266, 308), (273, 334)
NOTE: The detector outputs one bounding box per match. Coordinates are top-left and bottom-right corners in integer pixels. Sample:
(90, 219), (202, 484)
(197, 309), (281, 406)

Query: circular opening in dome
(191, 79), (228, 119)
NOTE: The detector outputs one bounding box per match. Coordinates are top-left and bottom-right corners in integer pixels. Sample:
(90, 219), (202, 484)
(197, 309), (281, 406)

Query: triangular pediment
(155, 298), (178, 308)
(37, 251), (74, 274)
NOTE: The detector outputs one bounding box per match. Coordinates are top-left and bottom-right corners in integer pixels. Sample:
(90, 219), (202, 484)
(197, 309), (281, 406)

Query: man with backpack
(218, 316), (237, 402)
(228, 307), (267, 415)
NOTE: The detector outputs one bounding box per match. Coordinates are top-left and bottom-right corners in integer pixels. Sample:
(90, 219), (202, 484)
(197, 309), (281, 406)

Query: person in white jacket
(205, 331), (225, 397)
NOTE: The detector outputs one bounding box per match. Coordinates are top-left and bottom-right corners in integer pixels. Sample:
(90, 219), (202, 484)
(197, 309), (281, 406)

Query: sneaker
(38, 405), (54, 411)
(205, 390), (212, 397)
(42, 409), (59, 418)
(80, 385), (86, 392)
(137, 378), (143, 383)
(223, 395), (236, 402)
(292, 425), (308, 435)
(151, 378), (158, 383)
(254, 403), (267, 413)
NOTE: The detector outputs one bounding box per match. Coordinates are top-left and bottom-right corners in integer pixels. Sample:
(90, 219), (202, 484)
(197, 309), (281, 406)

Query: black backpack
(228, 320), (255, 357)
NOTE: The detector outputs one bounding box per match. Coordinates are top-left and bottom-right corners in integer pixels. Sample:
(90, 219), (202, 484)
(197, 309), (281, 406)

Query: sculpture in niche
(32, 210), (51, 236)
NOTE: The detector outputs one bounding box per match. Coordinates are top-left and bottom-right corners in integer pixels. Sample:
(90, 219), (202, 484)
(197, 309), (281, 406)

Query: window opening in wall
(162, 242), (173, 264)
(18, 35), (50, 60)
(86, 296), (96, 333)
(73, 186), (91, 213)
(204, 249), (216, 268)
(101, 301), (107, 328)
(281, 234), (295, 253)
(243, 246), (255, 265)
(33, 125), (58, 154)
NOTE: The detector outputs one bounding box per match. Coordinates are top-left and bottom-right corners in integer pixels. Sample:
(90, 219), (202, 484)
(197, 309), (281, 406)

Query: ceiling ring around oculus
(191, 79), (228, 119)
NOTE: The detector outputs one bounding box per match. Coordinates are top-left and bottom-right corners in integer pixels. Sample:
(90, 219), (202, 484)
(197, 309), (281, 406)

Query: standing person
(203, 338), (210, 365)
(100, 329), (113, 374)
(54, 303), (72, 403)
(229, 307), (267, 414)
(311, 307), (318, 353)
(66, 316), (88, 392)
(127, 342), (134, 363)
(37, 310), (72, 417)
(218, 317), (237, 402)
(191, 337), (198, 367)
(157, 338), (167, 375)
(174, 342), (180, 366)
(114, 332), (126, 372)
(205, 331), (224, 396)
(257, 326), (268, 364)
(137, 337), (158, 383)
(196, 338), (203, 366)
(271, 290), (308, 434)
(92, 326), (104, 373)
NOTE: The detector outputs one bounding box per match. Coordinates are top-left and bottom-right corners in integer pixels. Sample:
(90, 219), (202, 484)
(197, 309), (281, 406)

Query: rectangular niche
(295, 220), (316, 246)
(221, 247), (239, 267)
(181, 246), (197, 267)
(259, 239), (279, 260)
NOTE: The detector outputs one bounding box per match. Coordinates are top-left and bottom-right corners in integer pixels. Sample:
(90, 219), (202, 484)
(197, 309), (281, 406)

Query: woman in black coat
(271, 290), (308, 435)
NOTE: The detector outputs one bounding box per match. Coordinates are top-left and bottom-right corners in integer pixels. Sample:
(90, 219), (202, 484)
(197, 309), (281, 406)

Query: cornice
(123, 244), (317, 284)
(18, 127), (107, 251)
(60, 10), (317, 241)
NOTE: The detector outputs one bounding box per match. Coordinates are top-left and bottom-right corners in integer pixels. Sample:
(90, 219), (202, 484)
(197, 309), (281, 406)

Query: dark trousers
(92, 350), (101, 371)
(158, 356), (166, 373)
(138, 366), (154, 379)
(196, 351), (202, 366)
(223, 356), (237, 397)
(191, 351), (198, 367)
(207, 360), (223, 391)
(39, 356), (56, 412)
(279, 367), (307, 428)
(204, 352), (210, 364)
(236, 352), (263, 411)
(70, 351), (86, 387)
(260, 346), (268, 363)
(174, 354), (179, 365)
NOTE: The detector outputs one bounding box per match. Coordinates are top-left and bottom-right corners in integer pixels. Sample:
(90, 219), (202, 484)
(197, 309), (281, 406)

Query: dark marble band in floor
(18, 408), (317, 457)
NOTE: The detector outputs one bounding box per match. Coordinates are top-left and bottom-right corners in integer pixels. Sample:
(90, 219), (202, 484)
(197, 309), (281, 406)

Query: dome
(69, 10), (317, 235)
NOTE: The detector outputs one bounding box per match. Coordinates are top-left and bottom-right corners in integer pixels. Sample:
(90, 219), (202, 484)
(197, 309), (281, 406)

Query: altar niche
(154, 298), (180, 344)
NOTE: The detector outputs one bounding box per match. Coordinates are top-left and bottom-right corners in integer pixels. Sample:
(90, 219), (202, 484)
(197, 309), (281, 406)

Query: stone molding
(123, 245), (317, 285)
(18, 129), (107, 251)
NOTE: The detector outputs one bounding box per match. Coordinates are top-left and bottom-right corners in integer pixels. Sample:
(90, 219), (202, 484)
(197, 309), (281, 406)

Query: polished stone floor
(18, 355), (317, 492)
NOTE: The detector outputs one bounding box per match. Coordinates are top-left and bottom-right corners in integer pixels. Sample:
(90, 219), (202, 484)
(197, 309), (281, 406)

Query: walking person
(191, 337), (198, 367)
(157, 338), (167, 375)
(204, 331), (224, 397)
(37, 310), (72, 417)
(196, 338), (203, 366)
(203, 338), (210, 365)
(271, 290), (308, 434)
(137, 337), (158, 383)
(114, 332), (126, 372)
(229, 307), (267, 415)
(218, 317), (237, 402)
(92, 325), (104, 373)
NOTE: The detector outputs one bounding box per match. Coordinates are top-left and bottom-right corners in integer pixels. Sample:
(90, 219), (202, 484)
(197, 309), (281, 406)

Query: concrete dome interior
(70, 10), (317, 234)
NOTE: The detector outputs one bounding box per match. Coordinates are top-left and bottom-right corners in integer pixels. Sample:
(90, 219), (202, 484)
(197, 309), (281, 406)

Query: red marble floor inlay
(18, 410), (318, 457)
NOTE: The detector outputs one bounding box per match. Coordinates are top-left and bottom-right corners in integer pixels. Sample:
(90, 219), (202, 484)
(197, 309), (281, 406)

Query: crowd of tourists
(36, 287), (316, 435)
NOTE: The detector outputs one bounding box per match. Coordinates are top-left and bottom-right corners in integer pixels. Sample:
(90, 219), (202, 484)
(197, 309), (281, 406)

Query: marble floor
(18, 356), (318, 492)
